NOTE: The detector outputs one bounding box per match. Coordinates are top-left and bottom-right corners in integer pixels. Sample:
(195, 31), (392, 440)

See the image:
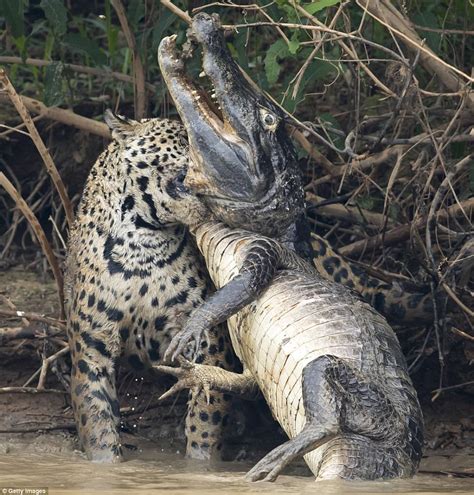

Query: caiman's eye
(264, 114), (275, 125)
(260, 108), (279, 131)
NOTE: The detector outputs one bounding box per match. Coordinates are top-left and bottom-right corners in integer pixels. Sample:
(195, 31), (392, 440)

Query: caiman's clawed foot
(245, 425), (330, 482)
(164, 327), (209, 363)
(245, 442), (296, 482)
(155, 356), (213, 403)
(156, 357), (260, 401)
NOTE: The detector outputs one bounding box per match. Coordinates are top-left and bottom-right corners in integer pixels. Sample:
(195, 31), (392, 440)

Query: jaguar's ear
(104, 109), (138, 140)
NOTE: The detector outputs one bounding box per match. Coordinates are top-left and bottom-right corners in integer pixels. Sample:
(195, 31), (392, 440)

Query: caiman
(157, 14), (435, 327)
(154, 13), (424, 481)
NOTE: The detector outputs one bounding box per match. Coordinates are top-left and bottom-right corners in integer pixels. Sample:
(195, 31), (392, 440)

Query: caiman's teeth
(195, 95), (201, 100)
(211, 92), (217, 100)
(191, 90), (197, 95)
(199, 71), (206, 78)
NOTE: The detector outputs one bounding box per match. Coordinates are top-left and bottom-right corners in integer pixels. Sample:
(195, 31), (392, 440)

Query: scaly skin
(157, 221), (424, 481)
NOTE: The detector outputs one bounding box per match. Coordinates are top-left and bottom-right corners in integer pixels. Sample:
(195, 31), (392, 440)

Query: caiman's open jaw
(158, 13), (304, 236)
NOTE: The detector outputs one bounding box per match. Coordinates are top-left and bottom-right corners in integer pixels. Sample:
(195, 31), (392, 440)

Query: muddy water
(0, 447), (472, 495)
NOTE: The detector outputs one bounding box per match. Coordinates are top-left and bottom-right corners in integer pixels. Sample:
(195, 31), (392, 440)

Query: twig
(0, 387), (66, 394)
(289, 128), (337, 175)
(0, 424), (75, 433)
(427, 155), (473, 254)
(0, 69), (74, 227)
(37, 346), (69, 390)
(431, 381), (474, 394)
(0, 325), (62, 342)
(356, 0), (474, 110)
(0, 294), (29, 326)
(413, 25), (474, 36)
(0, 56), (156, 91)
(442, 283), (474, 318)
(111, 0), (147, 119)
(291, 2), (348, 99)
(340, 198), (474, 257)
(306, 193), (392, 229)
(0, 93), (111, 138)
(161, 0), (192, 24)
(307, 144), (409, 187)
(0, 175), (65, 319)
(292, 4), (396, 97)
(372, 50), (421, 149)
(449, 327), (474, 342)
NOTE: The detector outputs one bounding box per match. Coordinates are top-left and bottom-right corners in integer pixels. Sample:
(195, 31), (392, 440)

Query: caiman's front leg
(155, 356), (259, 400)
(164, 238), (305, 361)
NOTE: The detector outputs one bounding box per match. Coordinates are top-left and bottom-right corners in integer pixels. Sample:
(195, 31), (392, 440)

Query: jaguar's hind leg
(246, 354), (412, 482)
(69, 317), (122, 463)
(183, 325), (237, 461)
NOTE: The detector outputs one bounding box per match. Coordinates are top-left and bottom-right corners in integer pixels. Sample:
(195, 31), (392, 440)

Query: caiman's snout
(158, 35), (184, 77)
(158, 13), (305, 237)
(189, 13), (221, 46)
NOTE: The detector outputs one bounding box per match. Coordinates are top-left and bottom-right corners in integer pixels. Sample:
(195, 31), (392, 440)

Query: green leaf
(43, 30), (55, 60)
(231, 28), (250, 70)
(40, 0), (68, 37)
(304, 0), (341, 15)
(63, 33), (107, 66)
(277, 3), (299, 23)
(318, 112), (344, 149)
(104, 0), (119, 56)
(0, 0), (25, 38)
(356, 195), (376, 212)
(286, 58), (335, 111)
(264, 39), (289, 85)
(127, 1), (145, 31)
(388, 203), (401, 221)
(43, 62), (64, 107)
(288, 32), (300, 54)
(13, 34), (27, 60)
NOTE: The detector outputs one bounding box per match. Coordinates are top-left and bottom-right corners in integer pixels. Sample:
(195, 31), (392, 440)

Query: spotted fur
(310, 234), (433, 323)
(65, 114), (234, 463)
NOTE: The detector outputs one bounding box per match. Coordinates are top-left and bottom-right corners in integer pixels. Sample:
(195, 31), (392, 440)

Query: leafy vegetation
(0, 1), (471, 115)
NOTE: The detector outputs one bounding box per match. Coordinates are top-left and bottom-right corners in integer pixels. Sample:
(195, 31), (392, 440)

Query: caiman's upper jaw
(159, 35), (264, 203)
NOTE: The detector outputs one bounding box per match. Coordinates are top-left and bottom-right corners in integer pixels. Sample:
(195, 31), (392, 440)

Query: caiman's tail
(315, 434), (421, 481)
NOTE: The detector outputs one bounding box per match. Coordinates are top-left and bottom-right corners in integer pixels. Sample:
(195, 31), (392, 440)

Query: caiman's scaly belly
(194, 222), (415, 477)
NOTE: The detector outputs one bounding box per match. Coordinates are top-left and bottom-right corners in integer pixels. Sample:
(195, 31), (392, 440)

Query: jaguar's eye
(166, 170), (189, 199)
(175, 170), (186, 185)
(179, 132), (188, 147)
